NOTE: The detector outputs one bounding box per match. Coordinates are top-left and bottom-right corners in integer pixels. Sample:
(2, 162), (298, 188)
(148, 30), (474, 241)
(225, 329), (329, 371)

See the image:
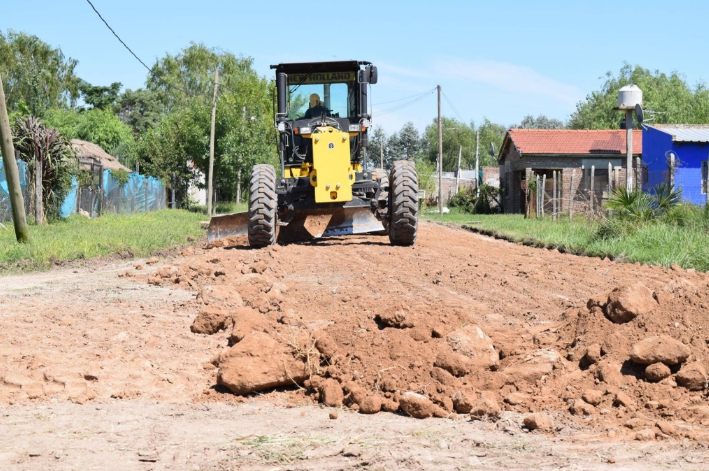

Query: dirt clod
(676, 362), (707, 391)
(605, 283), (656, 323)
(191, 306), (231, 335)
(470, 392), (501, 420)
(630, 335), (691, 366)
(581, 389), (603, 406)
(645, 362), (671, 382)
(523, 413), (554, 431)
(399, 391), (435, 419)
(319, 379), (344, 407)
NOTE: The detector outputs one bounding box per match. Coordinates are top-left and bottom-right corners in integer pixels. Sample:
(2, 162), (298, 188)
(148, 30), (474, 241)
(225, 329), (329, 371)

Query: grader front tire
(388, 160), (418, 246)
(248, 164), (277, 247)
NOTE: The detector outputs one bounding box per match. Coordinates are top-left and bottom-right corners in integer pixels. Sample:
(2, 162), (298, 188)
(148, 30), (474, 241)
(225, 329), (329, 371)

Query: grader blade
(277, 207), (385, 243)
(207, 212), (249, 242)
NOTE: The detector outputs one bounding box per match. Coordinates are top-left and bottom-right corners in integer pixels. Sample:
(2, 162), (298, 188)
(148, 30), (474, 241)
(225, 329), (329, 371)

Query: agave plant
(13, 115), (78, 221)
(652, 183), (682, 214)
(606, 186), (655, 221)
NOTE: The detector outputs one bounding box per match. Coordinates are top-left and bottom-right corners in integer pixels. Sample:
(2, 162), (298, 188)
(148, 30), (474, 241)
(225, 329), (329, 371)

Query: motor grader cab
(208, 60), (419, 247)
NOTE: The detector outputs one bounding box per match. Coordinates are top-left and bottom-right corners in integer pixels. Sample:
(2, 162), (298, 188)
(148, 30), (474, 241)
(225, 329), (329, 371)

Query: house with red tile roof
(497, 129), (642, 215)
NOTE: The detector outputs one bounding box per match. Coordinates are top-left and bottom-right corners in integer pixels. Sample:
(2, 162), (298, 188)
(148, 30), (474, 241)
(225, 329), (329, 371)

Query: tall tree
(569, 63), (709, 129)
(0, 30), (80, 116)
(116, 88), (165, 135)
(139, 43), (277, 201)
(79, 80), (122, 110)
(421, 117), (504, 171)
(388, 122), (422, 165)
(515, 114), (565, 129)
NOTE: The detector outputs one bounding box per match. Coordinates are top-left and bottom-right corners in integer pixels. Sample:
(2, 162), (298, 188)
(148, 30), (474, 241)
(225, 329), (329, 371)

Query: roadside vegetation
(424, 185), (709, 271)
(0, 210), (206, 272)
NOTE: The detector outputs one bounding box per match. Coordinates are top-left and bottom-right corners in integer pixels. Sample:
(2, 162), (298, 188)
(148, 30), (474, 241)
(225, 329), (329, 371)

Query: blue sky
(5, 0), (709, 134)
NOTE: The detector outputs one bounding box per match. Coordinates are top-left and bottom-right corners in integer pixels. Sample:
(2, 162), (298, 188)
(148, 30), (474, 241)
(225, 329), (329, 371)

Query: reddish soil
(2, 221), (709, 469)
(169, 223), (709, 438)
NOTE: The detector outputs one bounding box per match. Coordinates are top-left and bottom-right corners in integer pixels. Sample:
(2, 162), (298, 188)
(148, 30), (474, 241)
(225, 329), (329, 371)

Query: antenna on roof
(489, 142), (496, 157)
(635, 104), (644, 125)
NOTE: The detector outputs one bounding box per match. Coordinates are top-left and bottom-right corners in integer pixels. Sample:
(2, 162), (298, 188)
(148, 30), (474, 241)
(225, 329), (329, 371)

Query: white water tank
(618, 84), (642, 110)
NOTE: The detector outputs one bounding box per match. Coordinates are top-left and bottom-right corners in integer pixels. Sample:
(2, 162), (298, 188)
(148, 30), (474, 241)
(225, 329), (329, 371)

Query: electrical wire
(441, 89), (465, 123)
(85, 0), (203, 98)
(372, 87), (437, 107)
(374, 89), (436, 117)
(85, 0), (151, 71)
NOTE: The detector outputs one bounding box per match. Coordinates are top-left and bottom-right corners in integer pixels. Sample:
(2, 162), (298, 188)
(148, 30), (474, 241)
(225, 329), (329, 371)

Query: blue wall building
(642, 125), (709, 205)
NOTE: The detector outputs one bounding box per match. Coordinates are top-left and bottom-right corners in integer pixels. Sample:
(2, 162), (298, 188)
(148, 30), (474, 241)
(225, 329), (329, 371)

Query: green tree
(515, 114), (565, 129)
(367, 125), (390, 169)
(139, 43), (277, 202)
(388, 122), (422, 165)
(116, 88), (165, 135)
(0, 30), (80, 116)
(569, 63), (709, 129)
(422, 117), (504, 171)
(79, 80), (122, 110)
(44, 108), (136, 167)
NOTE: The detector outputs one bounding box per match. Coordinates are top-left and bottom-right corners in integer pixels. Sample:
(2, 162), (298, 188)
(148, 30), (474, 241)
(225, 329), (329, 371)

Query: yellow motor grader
(208, 60), (418, 247)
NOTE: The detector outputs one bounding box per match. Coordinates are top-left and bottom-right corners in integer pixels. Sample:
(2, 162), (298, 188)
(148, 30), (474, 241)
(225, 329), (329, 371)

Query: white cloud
(435, 59), (583, 105)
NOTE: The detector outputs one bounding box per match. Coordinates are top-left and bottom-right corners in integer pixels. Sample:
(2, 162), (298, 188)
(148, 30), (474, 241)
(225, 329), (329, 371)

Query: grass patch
(0, 209), (207, 273)
(423, 207), (709, 271)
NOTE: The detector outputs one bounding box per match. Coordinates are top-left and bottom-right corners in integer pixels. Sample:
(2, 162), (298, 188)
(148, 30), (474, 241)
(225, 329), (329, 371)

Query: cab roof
(270, 61), (371, 74)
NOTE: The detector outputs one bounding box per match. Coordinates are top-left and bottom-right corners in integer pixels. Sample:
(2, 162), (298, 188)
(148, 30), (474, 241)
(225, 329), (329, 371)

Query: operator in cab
(304, 93), (330, 119)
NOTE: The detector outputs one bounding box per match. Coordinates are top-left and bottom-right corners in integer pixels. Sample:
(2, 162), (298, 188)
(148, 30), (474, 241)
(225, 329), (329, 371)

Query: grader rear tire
(248, 164), (277, 247)
(388, 160), (418, 246)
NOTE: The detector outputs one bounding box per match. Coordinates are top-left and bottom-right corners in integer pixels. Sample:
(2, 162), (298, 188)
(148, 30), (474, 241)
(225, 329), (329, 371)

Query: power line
(85, 0), (151, 71)
(441, 89), (465, 123)
(372, 88), (437, 107)
(375, 89), (436, 117)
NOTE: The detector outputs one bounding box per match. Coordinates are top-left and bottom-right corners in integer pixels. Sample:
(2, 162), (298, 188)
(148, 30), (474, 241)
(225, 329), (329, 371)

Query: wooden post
(236, 168), (241, 205)
(669, 153), (675, 189)
(380, 141), (384, 169)
(636, 156), (642, 190)
(34, 154), (43, 224)
(475, 130), (480, 197)
(541, 174), (546, 217)
(455, 145), (462, 194)
(207, 67), (219, 216)
(536, 175), (541, 218)
(437, 85), (443, 214)
(552, 170), (557, 220)
(608, 162), (613, 197)
(0, 76), (29, 242)
(569, 172), (575, 220)
(590, 165), (595, 212)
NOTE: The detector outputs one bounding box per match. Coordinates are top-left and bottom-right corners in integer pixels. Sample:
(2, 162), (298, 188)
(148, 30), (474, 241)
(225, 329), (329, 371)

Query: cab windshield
(287, 71), (356, 120)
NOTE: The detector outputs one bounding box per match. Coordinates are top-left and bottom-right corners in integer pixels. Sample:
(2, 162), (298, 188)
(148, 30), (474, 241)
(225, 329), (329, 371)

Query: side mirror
(367, 65), (378, 84)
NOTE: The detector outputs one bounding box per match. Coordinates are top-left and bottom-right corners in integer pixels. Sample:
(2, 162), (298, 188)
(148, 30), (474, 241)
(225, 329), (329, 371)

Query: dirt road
(1, 221), (708, 470)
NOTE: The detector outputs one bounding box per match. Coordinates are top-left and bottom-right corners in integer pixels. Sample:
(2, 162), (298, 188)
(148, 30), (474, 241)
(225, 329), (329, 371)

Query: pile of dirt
(147, 232), (709, 441)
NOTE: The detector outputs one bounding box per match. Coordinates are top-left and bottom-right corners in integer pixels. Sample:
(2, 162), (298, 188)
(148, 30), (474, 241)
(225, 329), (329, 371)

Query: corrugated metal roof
(650, 124), (709, 143)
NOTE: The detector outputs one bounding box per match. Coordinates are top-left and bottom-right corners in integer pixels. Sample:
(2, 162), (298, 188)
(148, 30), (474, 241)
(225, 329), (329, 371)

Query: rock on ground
(399, 391), (436, 419)
(676, 362), (707, 391)
(523, 413), (554, 431)
(605, 283), (656, 323)
(645, 362), (671, 382)
(451, 390), (477, 413)
(375, 304), (414, 328)
(445, 325), (499, 370)
(190, 306), (231, 335)
(216, 332), (308, 395)
(630, 335), (691, 366)
(470, 392), (501, 420)
(581, 389), (603, 406)
(319, 378), (344, 407)
(229, 307), (271, 344)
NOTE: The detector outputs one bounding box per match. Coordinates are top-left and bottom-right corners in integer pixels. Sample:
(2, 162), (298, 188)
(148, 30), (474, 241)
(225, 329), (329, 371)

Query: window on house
(702, 161), (708, 195)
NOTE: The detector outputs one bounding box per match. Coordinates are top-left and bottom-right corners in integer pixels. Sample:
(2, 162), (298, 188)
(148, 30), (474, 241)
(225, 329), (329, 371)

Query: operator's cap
(309, 93), (320, 108)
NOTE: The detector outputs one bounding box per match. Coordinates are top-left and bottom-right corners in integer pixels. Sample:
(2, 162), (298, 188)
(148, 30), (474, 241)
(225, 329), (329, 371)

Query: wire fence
(0, 159), (31, 222)
(1, 160), (166, 222)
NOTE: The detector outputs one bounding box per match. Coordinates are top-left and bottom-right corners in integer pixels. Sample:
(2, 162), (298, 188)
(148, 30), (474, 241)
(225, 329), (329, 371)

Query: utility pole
(437, 85), (443, 214)
(626, 110), (633, 190)
(380, 141), (384, 169)
(0, 75), (29, 242)
(207, 67), (219, 216)
(455, 145), (462, 194)
(475, 130), (480, 197)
